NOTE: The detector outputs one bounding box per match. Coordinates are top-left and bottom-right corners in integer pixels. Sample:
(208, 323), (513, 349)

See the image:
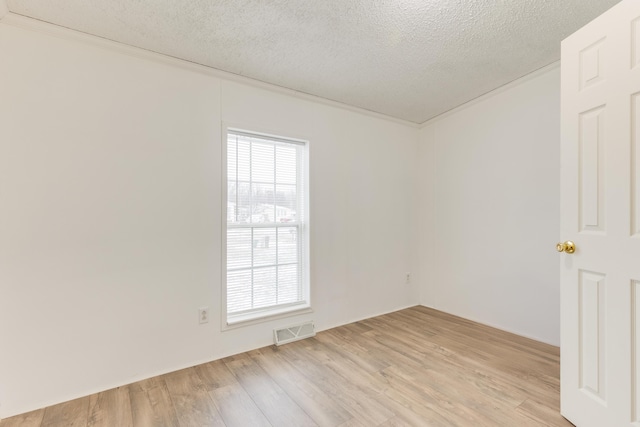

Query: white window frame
(222, 125), (311, 328)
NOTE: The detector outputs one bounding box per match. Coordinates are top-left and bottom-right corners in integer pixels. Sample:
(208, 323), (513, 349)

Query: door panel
(579, 106), (606, 233)
(632, 18), (640, 69)
(632, 280), (640, 424)
(578, 270), (607, 402)
(632, 94), (640, 236)
(561, 1), (640, 426)
(580, 38), (606, 90)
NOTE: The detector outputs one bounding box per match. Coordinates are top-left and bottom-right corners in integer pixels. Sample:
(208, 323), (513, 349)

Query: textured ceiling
(5, 0), (622, 124)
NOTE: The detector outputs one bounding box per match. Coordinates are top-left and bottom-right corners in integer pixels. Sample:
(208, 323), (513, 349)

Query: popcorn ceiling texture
(6, 0), (621, 123)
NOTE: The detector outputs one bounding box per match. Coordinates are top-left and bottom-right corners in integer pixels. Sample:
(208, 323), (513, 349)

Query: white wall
(0, 11), (563, 419)
(0, 17), (419, 418)
(417, 65), (561, 345)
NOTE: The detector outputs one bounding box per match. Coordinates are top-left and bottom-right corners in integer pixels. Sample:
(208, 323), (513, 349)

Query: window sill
(223, 303), (313, 330)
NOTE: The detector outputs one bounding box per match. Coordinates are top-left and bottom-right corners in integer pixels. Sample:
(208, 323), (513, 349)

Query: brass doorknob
(556, 241), (576, 254)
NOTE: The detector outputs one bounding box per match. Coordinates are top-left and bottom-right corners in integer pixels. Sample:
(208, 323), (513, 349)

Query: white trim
(0, 12), (561, 128)
(226, 304), (313, 329)
(221, 125), (311, 330)
(1, 302), (412, 418)
(419, 304), (558, 347)
(228, 223), (302, 231)
(0, 13), (419, 129)
(419, 61), (561, 128)
(228, 129), (307, 146)
(314, 303), (419, 336)
(220, 124), (229, 332)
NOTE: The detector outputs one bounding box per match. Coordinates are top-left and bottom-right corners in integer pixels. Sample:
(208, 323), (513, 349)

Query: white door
(561, 0), (640, 426)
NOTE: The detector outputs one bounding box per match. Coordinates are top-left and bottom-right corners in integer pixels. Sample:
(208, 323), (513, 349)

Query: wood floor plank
(40, 396), (90, 427)
(87, 386), (132, 427)
(302, 335), (452, 427)
(376, 417), (408, 427)
(225, 355), (318, 426)
(305, 335), (388, 395)
(515, 398), (575, 427)
(382, 363), (539, 427)
(367, 310), (441, 339)
(410, 306), (560, 358)
(374, 369), (468, 427)
(367, 326), (529, 409)
(335, 417), (370, 427)
(363, 327), (446, 368)
(128, 377), (180, 427)
(162, 368), (225, 427)
(325, 321), (373, 341)
(380, 364), (494, 426)
(194, 359), (271, 426)
(4, 306), (572, 427)
(249, 347), (352, 427)
(0, 408), (45, 427)
(194, 360), (237, 390)
(377, 326), (555, 424)
(314, 329), (391, 374)
(277, 340), (395, 425)
(209, 384), (271, 427)
(345, 327), (428, 370)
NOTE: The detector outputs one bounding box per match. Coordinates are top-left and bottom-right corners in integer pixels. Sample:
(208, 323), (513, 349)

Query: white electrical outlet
(405, 272), (411, 284)
(198, 307), (209, 324)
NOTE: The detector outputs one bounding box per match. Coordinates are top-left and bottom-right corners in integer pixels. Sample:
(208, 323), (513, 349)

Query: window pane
(278, 227), (298, 264)
(227, 228), (252, 270)
(253, 267), (277, 309)
(251, 183), (275, 223)
(276, 145), (297, 184)
(227, 270), (252, 313)
(237, 138), (251, 182)
(278, 264), (299, 304)
(226, 130), (306, 318)
(253, 227), (276, 267)
(275, 184), (296, 222)
(227, 138), (237, 182)
(252, 141), (274, 183)
(227, 182), (237, 222)
(234, 182), (251, 223)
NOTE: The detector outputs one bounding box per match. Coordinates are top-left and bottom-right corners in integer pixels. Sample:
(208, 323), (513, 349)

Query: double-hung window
(224, 129), (309, 324)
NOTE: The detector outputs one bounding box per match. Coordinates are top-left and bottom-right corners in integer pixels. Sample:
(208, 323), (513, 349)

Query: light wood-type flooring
(0, 306), (573, 426)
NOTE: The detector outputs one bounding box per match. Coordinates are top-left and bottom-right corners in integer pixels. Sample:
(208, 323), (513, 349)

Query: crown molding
(420, 61), (560, 128)
(1, 13), (420, 129)
(0, 10), (563, 130)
